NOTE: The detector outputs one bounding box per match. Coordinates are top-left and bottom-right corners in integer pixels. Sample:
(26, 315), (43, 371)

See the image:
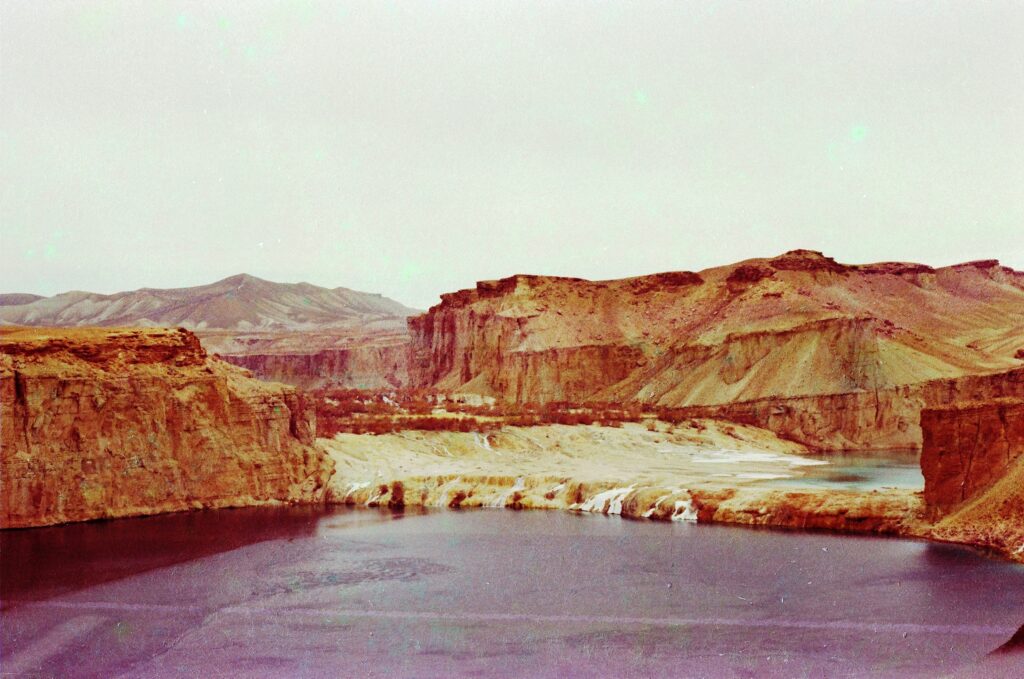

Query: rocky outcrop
(921, 398), (1024, 561)
(672, 367), (1024, 451)
(922, 399), (1024, 511)
(408, 251), (1024, 448)
(221, 342), (409, 390)
(0, 327), (334, 528)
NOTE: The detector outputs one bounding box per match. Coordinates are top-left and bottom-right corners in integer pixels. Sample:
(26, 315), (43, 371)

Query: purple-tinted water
(2, 506), (1023, 678)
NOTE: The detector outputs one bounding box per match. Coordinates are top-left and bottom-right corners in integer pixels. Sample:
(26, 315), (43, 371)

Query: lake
(2, 506), (1023, 677)
(757, 449), (925, 491)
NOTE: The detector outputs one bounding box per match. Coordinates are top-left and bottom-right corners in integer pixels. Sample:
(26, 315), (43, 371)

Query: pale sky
(2, 1), (1022, 309)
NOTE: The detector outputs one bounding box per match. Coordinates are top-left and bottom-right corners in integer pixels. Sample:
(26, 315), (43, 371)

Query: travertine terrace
(322, 421), (926, 539)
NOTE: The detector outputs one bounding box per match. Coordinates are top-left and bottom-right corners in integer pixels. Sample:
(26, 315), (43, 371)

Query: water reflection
(2, 505), (345, 608)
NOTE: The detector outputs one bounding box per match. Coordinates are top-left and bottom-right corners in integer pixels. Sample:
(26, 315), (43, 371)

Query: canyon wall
(407, 252), (1024, 450)
(220, 342), (409, 390)
(921, 399), (1024, 510)
(0, 327), (334, 528)
(672, 368), (1024, 451)
(920, 398), (1024, 561)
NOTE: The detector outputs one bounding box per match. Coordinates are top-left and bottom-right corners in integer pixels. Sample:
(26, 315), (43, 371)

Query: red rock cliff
(408, 252), (1024, 448)
(921, 398), (1024, 511)
(674, 368), (1024, 451)
(921, 398), (1024, 561)
(0, 327), (334, 528)
(220, 342), (409, 390)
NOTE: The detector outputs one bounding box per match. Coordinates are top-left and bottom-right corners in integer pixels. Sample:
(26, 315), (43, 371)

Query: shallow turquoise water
(757, 449), (924, 491)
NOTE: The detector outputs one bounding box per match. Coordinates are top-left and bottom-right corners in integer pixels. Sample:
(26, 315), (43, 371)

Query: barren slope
(410, 251), (1024, 406)
(0, 274), (416, 332)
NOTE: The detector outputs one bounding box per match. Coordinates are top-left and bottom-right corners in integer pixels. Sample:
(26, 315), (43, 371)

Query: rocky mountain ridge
(0, 273), (417, 332)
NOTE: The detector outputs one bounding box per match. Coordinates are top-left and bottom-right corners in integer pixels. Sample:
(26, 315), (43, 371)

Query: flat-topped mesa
(427, 271), (706, 315)
(0, 326), (334, 528)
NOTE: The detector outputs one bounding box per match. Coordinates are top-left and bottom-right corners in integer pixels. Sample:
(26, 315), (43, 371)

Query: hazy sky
(2, 1), (1022, 309)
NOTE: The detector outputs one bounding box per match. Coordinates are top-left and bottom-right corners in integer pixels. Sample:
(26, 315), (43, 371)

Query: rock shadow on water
(0, 505), (346, 609)
(992, 624), (1024, 655)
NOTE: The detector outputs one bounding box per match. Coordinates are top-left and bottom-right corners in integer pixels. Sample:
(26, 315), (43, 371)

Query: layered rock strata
(0, 327), (334, 528)
(673, 368), (1024, 451)
(408, 252), (1024, 449)
(921, 398), (1024, 560)
(221, 341), (409, 390)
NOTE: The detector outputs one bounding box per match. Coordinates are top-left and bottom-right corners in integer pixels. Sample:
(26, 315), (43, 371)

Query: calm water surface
(759, 449), (925, 491)
(2, 506), (1023, 678)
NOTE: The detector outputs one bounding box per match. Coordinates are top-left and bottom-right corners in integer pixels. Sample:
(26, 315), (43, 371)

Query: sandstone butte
(0, 327), (334, 528)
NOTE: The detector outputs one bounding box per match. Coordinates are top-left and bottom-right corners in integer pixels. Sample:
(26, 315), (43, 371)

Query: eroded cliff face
(407, 251), (1024, 449)
(674, 368), (1024, 451)
(220, 342), (409, 390)
(0, 327), (334, 528)
(922, 399), (1024, 510)
(921, 398), (1024, 561)
(409, 253), (1023, 399)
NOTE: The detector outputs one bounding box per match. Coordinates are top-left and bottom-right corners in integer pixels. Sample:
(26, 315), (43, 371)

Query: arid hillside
(409, 251), (1024, 405)
(0, 274), (418, 388)
(0, 326), (334, 527)
(0, 273), (416, 332)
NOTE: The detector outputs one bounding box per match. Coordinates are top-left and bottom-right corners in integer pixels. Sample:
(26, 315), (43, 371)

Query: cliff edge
(0, 327), (335, 528)
(921, 398), (1024, 561)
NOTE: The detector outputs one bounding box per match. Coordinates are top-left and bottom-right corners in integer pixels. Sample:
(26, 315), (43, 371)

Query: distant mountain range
(0, 293), (45, 307)
(0, 274), (418, 332)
